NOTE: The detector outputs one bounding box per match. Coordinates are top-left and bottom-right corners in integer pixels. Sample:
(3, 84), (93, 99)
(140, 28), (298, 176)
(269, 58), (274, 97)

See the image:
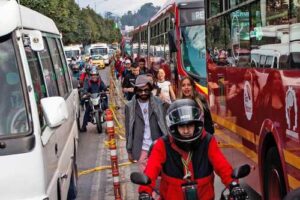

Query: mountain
(120, 3), (160, 28)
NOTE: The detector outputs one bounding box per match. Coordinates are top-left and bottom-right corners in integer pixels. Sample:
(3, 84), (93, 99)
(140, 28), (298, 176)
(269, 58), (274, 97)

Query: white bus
(64, 45), (82, 63)
(87, 43), (110, 65)
(0, 1), (79, 200)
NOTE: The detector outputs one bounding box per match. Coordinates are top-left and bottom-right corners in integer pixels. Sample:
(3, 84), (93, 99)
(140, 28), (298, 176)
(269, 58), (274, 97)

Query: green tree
(20, 0), (121, 45)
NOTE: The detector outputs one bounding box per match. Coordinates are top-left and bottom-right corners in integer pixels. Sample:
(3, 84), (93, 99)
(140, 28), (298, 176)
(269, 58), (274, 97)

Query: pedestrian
(113, 50), (123, 78)
(179, 76), (214, 134)
(138, 99), (247, 200)
(125, 74), (168, 172)
(148, 60), (160, 78)
(122, 58), (132, 79)
(122, 63), (140, 101)
(138, 58), (147, 74)
(156, 68), (176, 104)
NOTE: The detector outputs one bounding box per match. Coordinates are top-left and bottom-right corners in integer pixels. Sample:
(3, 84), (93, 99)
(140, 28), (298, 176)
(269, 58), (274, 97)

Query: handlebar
(82, 91), (109, 98)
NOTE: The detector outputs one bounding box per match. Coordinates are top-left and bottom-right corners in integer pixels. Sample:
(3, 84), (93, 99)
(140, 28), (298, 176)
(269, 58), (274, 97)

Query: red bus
(120, 35), (132, 58)
(205, 0), (300, 199)
(129, 0), (207, 95)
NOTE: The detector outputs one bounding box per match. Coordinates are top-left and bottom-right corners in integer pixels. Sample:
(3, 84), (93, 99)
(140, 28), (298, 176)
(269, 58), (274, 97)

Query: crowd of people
(108, 51), (248, 200)
(69, 50), (248, 200)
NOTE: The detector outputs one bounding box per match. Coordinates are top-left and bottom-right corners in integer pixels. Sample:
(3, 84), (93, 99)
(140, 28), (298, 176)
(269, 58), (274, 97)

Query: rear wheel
(95, 111), (102, 133)
(263, 147), (286, 200)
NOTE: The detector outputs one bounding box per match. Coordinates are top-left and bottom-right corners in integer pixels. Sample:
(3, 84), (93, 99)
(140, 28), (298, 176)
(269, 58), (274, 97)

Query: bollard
(105, 109), (122, 200)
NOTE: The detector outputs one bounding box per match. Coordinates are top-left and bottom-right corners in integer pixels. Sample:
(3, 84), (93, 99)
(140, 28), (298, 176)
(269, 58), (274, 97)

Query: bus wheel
(264, 147), (286, 200)
(67, 163), (78, 200)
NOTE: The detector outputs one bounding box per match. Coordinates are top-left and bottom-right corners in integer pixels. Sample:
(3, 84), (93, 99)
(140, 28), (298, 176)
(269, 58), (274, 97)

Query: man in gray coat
(125, 74), (168, 172)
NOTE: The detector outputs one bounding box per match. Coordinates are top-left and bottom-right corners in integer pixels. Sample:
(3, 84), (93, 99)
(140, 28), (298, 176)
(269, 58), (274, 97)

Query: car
(92, 55), (105, 69)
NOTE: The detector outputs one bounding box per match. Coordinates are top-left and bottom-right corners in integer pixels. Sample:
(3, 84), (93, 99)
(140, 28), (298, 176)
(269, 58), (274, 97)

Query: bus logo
(244, 81), (253, 120)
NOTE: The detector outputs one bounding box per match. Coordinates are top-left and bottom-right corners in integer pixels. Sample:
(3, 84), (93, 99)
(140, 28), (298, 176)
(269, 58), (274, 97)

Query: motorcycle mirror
(130, 172), (151, 185)
(231, 164), (251, 179)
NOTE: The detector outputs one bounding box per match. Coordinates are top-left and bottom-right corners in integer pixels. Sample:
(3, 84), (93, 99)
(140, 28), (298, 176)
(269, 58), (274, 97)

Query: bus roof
(162, 0), (201, 8)
(0, 0), (59, 37)
(64, 45), (81, 51)
(150, 0), (203, 25)
(89, 43), (108, 48)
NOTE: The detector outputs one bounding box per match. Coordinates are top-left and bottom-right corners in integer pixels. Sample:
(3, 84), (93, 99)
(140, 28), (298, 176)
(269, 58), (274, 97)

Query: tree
(20, 0), (121, 45)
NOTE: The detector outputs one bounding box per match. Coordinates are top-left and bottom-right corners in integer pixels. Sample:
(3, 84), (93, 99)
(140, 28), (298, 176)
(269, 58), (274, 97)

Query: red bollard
(105, 109), (122, 200)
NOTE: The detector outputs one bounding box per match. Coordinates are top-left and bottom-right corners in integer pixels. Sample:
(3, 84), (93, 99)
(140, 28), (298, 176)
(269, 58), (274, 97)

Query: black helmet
(166, 99), (204, 151)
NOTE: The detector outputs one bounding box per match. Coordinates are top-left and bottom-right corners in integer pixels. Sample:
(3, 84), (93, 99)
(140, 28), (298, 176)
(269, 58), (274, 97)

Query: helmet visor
(166, 105), (203, 128)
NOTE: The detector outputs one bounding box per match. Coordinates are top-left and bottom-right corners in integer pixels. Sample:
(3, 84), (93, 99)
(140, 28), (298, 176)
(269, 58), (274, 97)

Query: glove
(229, 182), (248, 200)
(138, 192), (152, 200)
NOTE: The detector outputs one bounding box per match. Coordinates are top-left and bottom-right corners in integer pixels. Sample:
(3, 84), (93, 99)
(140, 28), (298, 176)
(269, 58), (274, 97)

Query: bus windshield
(0, 34), (29, 136)
(90, 48), (108, 56)
(181, 24), (207, 85)
(65, 50), (80, 59)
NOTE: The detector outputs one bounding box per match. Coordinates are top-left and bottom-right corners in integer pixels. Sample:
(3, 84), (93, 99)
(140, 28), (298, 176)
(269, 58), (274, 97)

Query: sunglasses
(136, 88), (151, 94)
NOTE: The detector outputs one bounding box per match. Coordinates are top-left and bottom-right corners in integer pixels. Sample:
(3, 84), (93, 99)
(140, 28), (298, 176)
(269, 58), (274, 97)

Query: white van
(64, 45), (82, 63)
(87, 43), (110, 65)
(251, 41), (300, 69)
(0, 1), (79, 200)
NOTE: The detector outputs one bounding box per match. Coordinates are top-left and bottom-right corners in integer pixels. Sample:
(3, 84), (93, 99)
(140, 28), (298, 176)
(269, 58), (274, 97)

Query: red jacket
(139, 132), (233, 200)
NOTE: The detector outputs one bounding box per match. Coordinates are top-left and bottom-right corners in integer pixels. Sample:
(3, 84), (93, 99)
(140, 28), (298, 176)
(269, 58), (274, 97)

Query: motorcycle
(83, 92), (107, 133)
(130, 164), (250, 200)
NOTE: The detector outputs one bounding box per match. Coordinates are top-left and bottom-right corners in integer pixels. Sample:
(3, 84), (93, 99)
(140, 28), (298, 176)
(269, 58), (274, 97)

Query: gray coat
(125, 95), (168, 160)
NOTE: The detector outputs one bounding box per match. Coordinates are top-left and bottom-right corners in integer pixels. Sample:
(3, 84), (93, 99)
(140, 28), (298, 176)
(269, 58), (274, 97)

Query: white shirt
(138, 101), (152, 151)
(157, 81), (172, 104)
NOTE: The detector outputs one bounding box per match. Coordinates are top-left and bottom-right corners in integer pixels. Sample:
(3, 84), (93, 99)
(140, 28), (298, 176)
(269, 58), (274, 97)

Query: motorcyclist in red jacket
(138, 99), (247, 200)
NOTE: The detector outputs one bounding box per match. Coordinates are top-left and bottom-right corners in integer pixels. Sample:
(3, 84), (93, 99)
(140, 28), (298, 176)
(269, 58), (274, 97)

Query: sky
(77, 0), (167, 16)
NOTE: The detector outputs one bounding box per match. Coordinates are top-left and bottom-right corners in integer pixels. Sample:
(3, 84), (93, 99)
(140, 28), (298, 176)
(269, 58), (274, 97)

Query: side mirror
(168, 30), (177, 53)
(41, 97), (68, 128)
(231, 164), (251, 179)
(130, 172), (151, 185)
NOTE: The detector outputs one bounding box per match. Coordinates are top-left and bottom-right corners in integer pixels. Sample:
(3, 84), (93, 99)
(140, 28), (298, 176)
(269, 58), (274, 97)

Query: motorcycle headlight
(91, 98), (99, 105)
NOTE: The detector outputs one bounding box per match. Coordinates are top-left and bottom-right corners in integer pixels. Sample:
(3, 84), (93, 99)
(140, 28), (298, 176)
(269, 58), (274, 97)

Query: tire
(95, 111), (102, 133)
(67, 163), (78, 200)
(263, 147), (286, 200)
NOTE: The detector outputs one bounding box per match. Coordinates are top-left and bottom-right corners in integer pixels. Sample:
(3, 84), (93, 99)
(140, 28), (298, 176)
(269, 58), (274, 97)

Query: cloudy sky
(77, 0), (167, 16)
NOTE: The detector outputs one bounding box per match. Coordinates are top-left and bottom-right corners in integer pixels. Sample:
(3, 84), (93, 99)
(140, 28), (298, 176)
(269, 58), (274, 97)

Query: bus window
(39, 38), (59, 97)
(273, 57), (278, 69)
(56, 39), (72, 92)
(279, 55), (288, 69)
(47, 37), (68, 97)
(260, 55), (266, 68)
(290, 53), (300, 69)
(265, 56), (273, 68)
(0, 34), (29, 135)
(25, 47), (47, 128)
(181, 25), (207, 81)
(251, 53), (259, 67)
